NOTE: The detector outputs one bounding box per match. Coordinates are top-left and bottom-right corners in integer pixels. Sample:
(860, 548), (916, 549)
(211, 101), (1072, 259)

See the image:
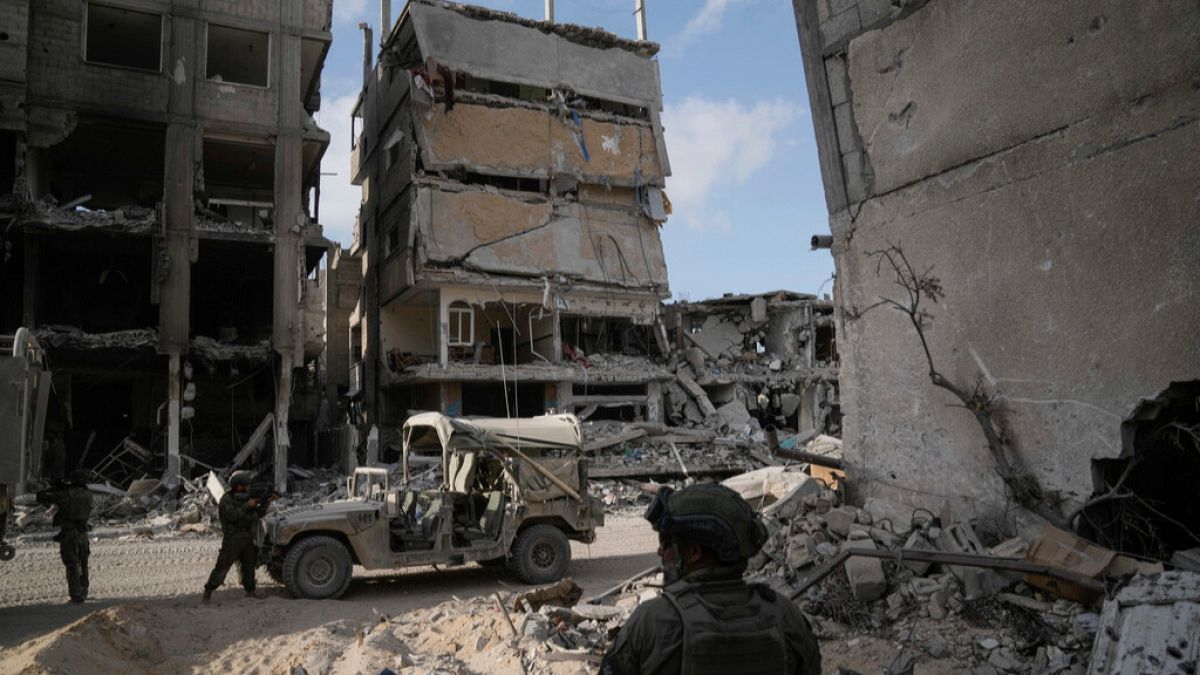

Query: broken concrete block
(684, 347), (707, 373)
(822, 506), (859, 538)
(842, 537), (887, 602)
(750, 296), (768, 323)
(762, 476), (824, 520)
(779, 393), (801, 417)
(714, 399), (752, 432)
(785, 535), (815, 570)
(675, 370), (718, 417)
(723, 466), (819, 505)
(683, 315), (743, 359)
(902, 530), (938, 576)
(938, 523), (1009, 599)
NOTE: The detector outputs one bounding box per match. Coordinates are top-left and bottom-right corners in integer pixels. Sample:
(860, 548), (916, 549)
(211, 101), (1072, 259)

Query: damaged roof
(407, 0), (659, 56)
(401, 0), (664, 107)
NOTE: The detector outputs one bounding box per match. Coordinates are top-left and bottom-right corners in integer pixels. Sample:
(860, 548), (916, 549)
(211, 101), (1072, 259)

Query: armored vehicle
(260, 413), (605, 599)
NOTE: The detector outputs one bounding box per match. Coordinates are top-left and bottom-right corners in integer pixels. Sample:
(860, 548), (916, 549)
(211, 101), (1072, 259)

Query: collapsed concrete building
(791, 0), (1200, 555)
(346, 0), (673, 432)
(0, 0), (335, 491)
(663, 291), (839, 435)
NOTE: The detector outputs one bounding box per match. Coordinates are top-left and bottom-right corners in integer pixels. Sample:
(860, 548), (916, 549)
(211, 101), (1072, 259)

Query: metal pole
(381, 0), (392, 45)
(544, 0), (554, 22)
(635, 0), (647, 40)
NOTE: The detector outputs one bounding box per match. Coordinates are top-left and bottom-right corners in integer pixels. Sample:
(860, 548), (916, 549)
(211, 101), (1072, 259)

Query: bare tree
(849, 244), (1066, 526)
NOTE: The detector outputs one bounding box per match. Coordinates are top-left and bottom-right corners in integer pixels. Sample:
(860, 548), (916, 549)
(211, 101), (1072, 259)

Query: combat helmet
(229, 470), (254, 489)
(644, 484), (768, 563)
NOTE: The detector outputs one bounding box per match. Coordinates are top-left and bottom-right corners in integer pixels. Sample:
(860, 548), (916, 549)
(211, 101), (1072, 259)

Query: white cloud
(673, 0), (748, 53)
(334, 0), (370, 24)
(662, 97), (796, 230)
(313, 92), (361, 248)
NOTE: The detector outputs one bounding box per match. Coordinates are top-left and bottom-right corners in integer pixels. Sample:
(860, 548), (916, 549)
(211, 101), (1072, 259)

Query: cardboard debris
(1023, 524), (1115, 603)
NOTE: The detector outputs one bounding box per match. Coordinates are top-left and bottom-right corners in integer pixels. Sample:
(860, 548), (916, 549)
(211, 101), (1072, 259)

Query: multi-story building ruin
(0, 0), (334, 490)
(347, 0), (673, 429)
(791, 0), (1199, 552)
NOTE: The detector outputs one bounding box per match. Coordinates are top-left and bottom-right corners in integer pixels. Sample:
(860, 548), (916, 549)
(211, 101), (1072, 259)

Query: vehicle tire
(507, 525), (571, 584)
(281, 535), (353, 600)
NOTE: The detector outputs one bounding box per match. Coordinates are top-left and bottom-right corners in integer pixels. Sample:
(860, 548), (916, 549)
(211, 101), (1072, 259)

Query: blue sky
(315, 0), (835, 301)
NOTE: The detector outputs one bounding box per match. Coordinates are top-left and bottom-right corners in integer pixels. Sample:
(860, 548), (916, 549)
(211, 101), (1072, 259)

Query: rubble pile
(9, 467), (349, 541)
(709, 458), (1180, 673)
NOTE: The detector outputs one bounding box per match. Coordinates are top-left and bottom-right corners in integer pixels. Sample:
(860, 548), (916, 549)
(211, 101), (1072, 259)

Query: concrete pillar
(647, 382), (664, 423)
(380, 0), (391, 43)
(551, 305), (563, 363)
(635, 0), (647, 40)
(271, 4), (305, 493)
(544, 0), (554, 22)
(166, 352), (181, 479)
(556, 381), (573, 415)
(437, 291), (450, 367)
(159, 9), (199, 481)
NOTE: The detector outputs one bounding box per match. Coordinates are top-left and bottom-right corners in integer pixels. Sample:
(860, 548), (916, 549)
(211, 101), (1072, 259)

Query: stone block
(780, 393), (801, 417)
(823, 505), (858, 538)
(824, 54), (849, 107)
(843, 537), (887, 601)
(820, 6), (862, 47)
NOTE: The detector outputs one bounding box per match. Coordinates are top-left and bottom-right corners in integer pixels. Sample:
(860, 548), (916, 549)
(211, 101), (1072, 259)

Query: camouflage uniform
(36, 476), (93, 603)
(204, 488), (270, 595)
(600, 484), (821, 675)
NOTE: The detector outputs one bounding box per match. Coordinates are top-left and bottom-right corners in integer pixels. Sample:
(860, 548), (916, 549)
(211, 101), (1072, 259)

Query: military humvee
(260, 413), (605, 599)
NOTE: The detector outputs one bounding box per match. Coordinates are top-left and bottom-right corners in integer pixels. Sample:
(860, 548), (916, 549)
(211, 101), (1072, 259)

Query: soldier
(36, 469), (93, 604)
(202, 471), (274, 602)
(600, 484), (822, 675)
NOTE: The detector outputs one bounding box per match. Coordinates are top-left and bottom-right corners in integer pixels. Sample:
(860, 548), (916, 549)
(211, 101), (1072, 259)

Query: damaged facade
(791, 0), (1200, 547)
(663, 291), (839, 435)
(347, 0), (673, 431)
(0, 0), (335, 491)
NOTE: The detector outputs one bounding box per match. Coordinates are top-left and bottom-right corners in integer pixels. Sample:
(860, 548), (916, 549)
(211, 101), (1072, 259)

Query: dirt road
(0, 513), (658, 650)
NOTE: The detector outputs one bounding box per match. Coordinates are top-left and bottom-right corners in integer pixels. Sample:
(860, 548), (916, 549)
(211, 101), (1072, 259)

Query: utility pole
(635, 0), (647, 40)
(545, 0), (554, 23)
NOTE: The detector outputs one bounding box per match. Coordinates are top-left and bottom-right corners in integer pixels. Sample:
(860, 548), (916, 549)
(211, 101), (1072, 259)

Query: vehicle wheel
(282, 535), (353, 600)
(477, 556), (507, 568)
(507, 525), (570, 584)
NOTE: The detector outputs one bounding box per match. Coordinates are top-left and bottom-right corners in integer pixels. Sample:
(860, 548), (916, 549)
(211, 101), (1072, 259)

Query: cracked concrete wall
(413, 102), (663, 187)
(793, 0), (1200, 516)
(413, 183), (669, 291)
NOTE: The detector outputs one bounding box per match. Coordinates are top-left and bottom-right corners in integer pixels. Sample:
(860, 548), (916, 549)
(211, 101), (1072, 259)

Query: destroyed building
(791, 0), (1200, 549)
(662, 291), (839, 435)
(346, 0), (673, 430)
(0, 0), (335, 491)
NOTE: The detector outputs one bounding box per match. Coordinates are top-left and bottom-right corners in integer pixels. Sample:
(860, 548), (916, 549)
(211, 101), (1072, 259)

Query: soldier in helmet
(202, 471), (275, 602)
(36, 469), (94, 604)
(600, 484), (821, 675)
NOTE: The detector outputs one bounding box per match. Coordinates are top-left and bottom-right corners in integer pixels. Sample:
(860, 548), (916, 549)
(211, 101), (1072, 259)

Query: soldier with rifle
(202, 470), (276, 602)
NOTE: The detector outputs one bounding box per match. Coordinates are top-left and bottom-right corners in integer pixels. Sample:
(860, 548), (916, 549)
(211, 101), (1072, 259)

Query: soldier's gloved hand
(247, 498), (260, 508)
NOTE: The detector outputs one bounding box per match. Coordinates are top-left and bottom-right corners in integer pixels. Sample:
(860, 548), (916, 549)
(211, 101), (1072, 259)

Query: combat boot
(202, 588), (213, 603)
(245, 589), (264, 599)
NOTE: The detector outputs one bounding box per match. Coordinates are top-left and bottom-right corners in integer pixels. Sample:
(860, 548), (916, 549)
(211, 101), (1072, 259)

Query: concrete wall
(792, 0), (1200, 516)
(412, 183), (669, 290)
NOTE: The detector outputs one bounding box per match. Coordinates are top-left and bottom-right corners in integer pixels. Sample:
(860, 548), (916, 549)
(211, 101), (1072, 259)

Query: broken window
(206, 24), (270, 87)
(190, 240), (273, 344)
(461, 172), (545, 194)
(49, 120), (166, 209)
(202, 139), (274, 229)
(1077, 381), (1200, 560)
(84, 3), (163, 72)
(351, 104), (363, 149)
(447, 303), (474, 347)
(561, 316), (652, 357)
(462, 382), (545, 418)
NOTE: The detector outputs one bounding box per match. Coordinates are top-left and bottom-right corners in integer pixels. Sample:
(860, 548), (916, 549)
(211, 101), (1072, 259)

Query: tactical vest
(61, 488), (92, 528)
(661, 580), (789, 675)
